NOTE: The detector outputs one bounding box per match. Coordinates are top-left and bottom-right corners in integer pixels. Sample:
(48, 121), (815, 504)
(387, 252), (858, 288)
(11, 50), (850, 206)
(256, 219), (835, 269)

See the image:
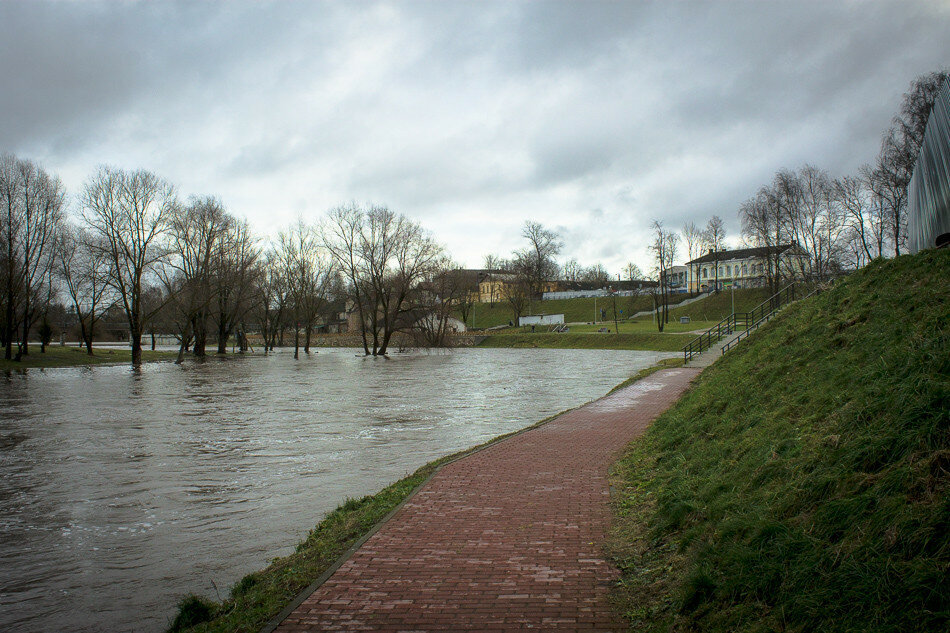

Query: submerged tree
(81, 167), (177, 366)
(0, 154), (65, 360)
(323, 204), (443, 356)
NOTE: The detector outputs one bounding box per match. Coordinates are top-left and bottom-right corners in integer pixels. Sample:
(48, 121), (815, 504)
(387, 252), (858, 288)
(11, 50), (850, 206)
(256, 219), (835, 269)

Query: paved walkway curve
(273, 367), (701, 632)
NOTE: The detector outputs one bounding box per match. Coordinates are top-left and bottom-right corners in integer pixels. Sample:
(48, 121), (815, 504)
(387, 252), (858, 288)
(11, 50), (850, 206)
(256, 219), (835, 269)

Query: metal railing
(683, 283), (797, 363)
(721, 284), (800, 355)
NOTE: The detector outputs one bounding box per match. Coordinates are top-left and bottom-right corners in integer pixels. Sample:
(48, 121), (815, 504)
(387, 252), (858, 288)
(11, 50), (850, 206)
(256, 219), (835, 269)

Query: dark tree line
(738, 70), (948, 289)
(0, 157), (465, 365)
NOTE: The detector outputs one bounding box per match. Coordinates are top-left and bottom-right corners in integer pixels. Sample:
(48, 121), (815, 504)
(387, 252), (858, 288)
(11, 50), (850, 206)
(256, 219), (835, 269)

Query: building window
(703, 267), (708, 278)
(719, 266), (724, 276)
(742, 264), (748, 275)
(725, 265), (731, 276)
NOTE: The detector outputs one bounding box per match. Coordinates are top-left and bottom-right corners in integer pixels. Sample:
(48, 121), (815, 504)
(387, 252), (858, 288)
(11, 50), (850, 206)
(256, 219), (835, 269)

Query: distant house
(476, 271), (560, 302)
(662, 265), (688, 293)
(685, 245), (806, 292)
(518, 314), (565, 326)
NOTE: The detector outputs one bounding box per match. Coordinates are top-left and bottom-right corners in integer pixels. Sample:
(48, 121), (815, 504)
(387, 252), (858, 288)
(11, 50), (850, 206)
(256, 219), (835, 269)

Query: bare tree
(57, 226), (114, 355)
(703, 215), (727, 292)
(482, 253), (502, 306)
(624, 262), (643, 281)
(413, 259), (469, 347)
(579, 263), (610, 284)
(278, 220), (334, 359)
(519, 221), (562, 297)
(500, 260), (531, 325)
(649, 220), (679, 331)
(740, 189), (784, 294)
(212, 217), (259, 354)
(834, 174), (886, 268)
(0, 154), (65, 360)
(563, 258), (581, 282)
(81, 167), (177, 366)
(323, 204), (442, 356)
(162, 196), (230, 361)
(781, 165), (846, 281)
(681, 220), (704, 294)
(255, 247), (287, 352)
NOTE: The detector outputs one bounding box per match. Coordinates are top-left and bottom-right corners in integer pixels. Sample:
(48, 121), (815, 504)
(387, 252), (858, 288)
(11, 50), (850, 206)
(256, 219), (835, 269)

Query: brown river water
(0, 347), (673, 632)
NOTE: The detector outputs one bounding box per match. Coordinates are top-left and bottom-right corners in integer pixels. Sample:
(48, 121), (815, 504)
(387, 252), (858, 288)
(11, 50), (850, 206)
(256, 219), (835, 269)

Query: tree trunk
(304, 326), (312, 353)
(216, 318), (228, 354)
(293, 324), (300, 360)
(151, 332), (156, 351)
(193, 316), (207, 357)
(5, 287), (14, 360)
(131, 327), (143, 365)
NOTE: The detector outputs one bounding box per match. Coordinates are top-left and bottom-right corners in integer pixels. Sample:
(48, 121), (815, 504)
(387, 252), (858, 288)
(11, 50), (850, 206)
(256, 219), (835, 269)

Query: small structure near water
(518, 314), (565, 327)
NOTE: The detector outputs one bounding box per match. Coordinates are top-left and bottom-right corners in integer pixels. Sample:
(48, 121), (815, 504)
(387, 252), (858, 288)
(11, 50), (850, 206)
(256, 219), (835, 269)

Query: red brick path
(274, 367), (700, 632)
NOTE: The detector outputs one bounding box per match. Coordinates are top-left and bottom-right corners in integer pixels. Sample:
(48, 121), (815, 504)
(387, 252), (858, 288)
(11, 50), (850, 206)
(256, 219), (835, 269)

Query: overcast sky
(2, 1), (948, 272)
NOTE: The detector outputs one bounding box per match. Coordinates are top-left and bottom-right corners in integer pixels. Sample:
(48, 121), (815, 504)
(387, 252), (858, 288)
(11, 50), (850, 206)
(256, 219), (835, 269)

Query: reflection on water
(0, 347), (672, 633)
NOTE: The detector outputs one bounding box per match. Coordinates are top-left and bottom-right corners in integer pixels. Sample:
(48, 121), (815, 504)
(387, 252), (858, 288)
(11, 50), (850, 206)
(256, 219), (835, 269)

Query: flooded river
(0, 347), (672, 632)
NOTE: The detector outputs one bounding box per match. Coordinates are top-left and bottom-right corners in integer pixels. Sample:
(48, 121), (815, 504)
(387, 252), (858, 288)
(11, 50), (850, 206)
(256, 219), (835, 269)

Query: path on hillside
(270, 367), (701, 632)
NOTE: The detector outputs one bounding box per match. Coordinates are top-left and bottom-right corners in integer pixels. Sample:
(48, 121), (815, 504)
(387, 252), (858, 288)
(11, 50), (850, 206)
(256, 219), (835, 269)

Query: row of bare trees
(1, 155), (464, 365)
(1, 155), (66, 360)
(738, 71), (948, 290)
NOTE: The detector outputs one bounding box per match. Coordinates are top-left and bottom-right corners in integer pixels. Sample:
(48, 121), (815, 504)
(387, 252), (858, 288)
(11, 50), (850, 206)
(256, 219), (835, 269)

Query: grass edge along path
(606, 249), (949, 633)
(167, 355), (685, 633)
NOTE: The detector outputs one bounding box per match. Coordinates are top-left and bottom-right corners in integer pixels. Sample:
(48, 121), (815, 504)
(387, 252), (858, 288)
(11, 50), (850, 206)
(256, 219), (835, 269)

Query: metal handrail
(721, 284), (815, 355)
(683, 283), (797, 363)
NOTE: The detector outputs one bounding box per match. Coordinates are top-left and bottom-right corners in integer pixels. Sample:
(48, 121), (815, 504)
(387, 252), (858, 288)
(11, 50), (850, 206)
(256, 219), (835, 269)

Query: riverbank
(0, 345), (177, 371)
(165, 354), (687, 633)
(477, 331), (691, 351)
(301, 331), (690, 352)
(607, 249), (949, 632)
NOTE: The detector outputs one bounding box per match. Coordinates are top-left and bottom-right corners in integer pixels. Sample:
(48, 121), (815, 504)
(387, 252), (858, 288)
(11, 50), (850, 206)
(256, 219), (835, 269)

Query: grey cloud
(3, 1), (949, 273)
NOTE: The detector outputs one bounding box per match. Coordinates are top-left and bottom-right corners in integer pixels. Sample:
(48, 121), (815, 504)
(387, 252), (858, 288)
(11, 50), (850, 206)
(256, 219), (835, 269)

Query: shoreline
(4, 334), (689, 371)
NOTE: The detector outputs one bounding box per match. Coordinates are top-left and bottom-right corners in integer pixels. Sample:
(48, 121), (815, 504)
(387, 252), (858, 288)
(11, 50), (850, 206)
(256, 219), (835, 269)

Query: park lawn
(567, 320), (718, 334)
(0, 345), (177, 371)
(608, 249), (949, 632)
(462, 293), (655, 329)
(657, 287), (771, 322)
(477, 331), (691, 351)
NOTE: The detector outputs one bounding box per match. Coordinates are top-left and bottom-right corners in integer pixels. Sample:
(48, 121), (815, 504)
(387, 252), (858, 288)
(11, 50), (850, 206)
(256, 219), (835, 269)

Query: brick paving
(273, 367), (701, 632)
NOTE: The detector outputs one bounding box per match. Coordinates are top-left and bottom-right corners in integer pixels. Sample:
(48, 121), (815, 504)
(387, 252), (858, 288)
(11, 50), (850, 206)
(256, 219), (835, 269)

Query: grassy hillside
(608, 250), (949, 632)
(632, 287), (772, 323)
(463, 294), (655, 328)
(477, 331), (692, 351)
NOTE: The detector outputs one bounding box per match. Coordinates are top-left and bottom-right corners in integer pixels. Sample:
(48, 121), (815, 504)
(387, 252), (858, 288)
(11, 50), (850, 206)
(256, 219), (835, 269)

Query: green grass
(636, 287), (772, 324)
(568, 320), (717, 334)
(463, 289), (771, 331)
(477, 332), (692, 351)
(0, 345), (177, 371)
(608, 250), (949, 632)
(463, 294), (655, 328)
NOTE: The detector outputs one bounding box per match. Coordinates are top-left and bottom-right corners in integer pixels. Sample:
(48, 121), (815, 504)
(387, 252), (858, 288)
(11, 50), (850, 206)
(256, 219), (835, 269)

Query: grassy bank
(167, 351), (686, 633)
(652, 287), (770, 323)
(608, 250), (949, 632)
(0, 345), (177, 371)
(462, 294), (655, 329)
(477, 332), (692, 351)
